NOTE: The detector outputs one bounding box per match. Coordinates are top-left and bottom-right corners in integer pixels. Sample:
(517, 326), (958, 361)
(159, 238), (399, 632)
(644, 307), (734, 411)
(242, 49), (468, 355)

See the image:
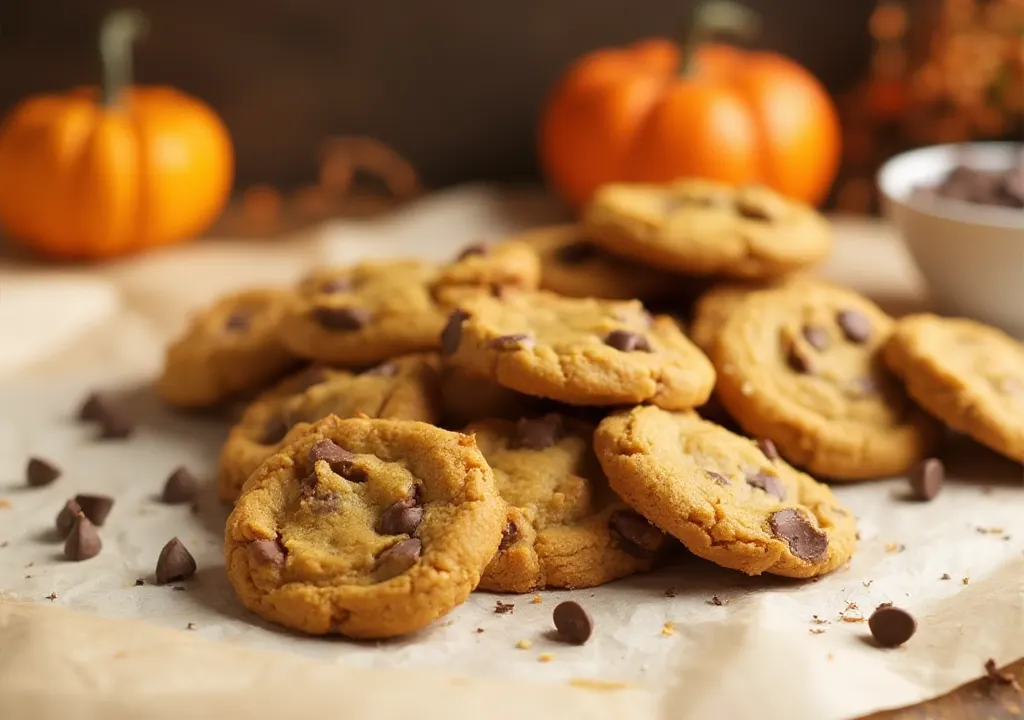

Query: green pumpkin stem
(99, 9), (149, 106)
(680, 0), (760, 76)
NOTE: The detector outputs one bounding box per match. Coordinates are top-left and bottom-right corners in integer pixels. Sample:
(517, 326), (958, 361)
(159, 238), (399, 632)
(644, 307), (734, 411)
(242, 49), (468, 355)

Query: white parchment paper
(0, 186), (1021, 720)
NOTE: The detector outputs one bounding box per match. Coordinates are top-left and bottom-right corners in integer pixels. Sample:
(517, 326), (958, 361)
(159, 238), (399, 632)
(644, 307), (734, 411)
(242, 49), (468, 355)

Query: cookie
(438, 366), (548, 428)
(442, 290), (715, 409)
(884, 314), (1024, 462)
(434, 240), (541, 300)
(512, 224), (683, 301)
(277, 260), (448, 366)
(594, 407), (857, 578)
(225, 415), (505, 638)
(156, 289), (299, 408)
(217, 355), (442, 501)
(583, 179), (831, 279)
(712, 283), (941, 479)
(467, 414), (666, 592)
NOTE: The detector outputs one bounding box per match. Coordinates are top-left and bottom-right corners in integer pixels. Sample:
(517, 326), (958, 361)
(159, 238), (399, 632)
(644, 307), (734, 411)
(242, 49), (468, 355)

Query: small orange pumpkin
(539, 1), (841, 210)
(0, 10), (234, 260)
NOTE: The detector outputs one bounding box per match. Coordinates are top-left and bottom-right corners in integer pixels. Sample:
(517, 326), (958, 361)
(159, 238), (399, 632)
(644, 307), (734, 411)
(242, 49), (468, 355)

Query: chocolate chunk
(489, 333), (534, 351)
(555, 240), (599, 265)
(868, 606), (917, 648)
(609, 510), (661, 558)
(312, 306), (371, 331)
(249, 538), (286, 567)
(746, 470), (786, 501)
(56, 499), (82, 537)
(26, 457), (61, 487)
(155, 537), (197, 585)
(553, 601), (593, 645)
(224, 310), (252, 331)
(261, 416), (291, 445)
(64, 515), (102, 561)
(319, 277), (351, 294)
(440, 309), (469, 356)
(705, 471), (730, 486)
(77, 392), (105, 422)
(513, 415), (564, 450)
(787, 343), (816, 374)
(74, 494), (114, 526)
(499, 521), (520, 549)
(308, 439), (366, 481)
(374, 538), (421, 581)
(377, 498), (423, 536)
(908, 458), (943, 502)
(162, 466), (199, 504)
(837, 310), (872, 343)
(364, 361), (399, 377)
(605, 329), (652, 352)
(456, 241), (491, 259)
(757, 438), (779, 461)
(802, 325), (830, 351)
(769, 509), (828, 563)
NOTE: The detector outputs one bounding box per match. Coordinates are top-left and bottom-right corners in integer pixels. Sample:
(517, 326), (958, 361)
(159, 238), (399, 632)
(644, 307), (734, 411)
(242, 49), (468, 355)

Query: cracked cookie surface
(884, 314), (1024, 462)
(594, 407), (857, 578)
(225, 415), (504, 638)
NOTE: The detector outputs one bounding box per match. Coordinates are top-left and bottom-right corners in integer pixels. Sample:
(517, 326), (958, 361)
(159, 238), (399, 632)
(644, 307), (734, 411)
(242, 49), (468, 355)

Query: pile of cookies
(157, 178), (1024, 640)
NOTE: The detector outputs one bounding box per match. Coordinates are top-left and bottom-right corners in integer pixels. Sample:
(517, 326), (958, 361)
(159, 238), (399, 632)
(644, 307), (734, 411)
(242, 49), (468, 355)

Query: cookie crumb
(827, 653), (835, 661)
(663, 588), (677, 598)
(707, 595), (724, 606)
(530, 594), (543, 604)
(0, 500), (11, 509)
(494, 601), (515, 615)
(186, 622), (196, 631)
(538, 653), (554, 663)
(984, 658), (1022, 692)
(661, 621), (676, 637)
(862, 580), (873, 587)
(24, 575), (31, 579)
(976, 526), (1004, 535)
(810, 616), (830, 625)
(46, 592), (57, 601)
(884, 542), (905, 553)
(134, 579), (145, 586)
(962, 577), (970, 585)
(940, 573), (951, 580)
(809, 628), (826, 635)
(516, 639), (532, 650)
(475, 628), (484, 634)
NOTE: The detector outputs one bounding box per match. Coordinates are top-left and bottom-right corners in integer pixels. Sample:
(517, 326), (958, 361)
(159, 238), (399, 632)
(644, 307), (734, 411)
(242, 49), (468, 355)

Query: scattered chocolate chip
(757, 438), (779, 461)
(63, 515), (102, 561)
(984, 658), (1021, 689)
(604, 329), (652, 352)
(249, 538), (286, 568)
(261, 416), (291, 445)
(77, 393), (105, 422)
(868, 606), (917, 648)
(440, 309), (469, 356)
(135, 578), (145, 586)
(499, 521), (520, 549)
(708, 595), (724, 606)
(746, 470), (786, 501)
(74, 494), (114, 526)
(513, 414), (564, 450)
(161, 467), (199, 504)
(494, 601), (515, 615)
(155, 538), (197, 585)
(308, 439), (366, 481)
(26, 457), (61, 487)
(312, 305), (371, 331)
(224, 310), (252, 331)
(374, 538), (421, 581)
(787, 343), (816, 374)
(81, 394), (135, 439)
(802, 325), (830, 351)
(377, 498), (423, 536)
(555, 240), (599, 265)
(940, 573), (951, 580)
(56, 499), (82, 537)
(364, 361), (399, 377)
(456, 241), (491, 259)
(769, 509), (828, 563)
(609, 510), (661, 558)
(489, 333), (534, 351)
(909, 458), (944, 502)
(319, 278), (351, 294)
(705, 471), (730, 486)
(837, 310), (872, 343)
(46, 592), (57, 601)
(553, 601), (593, 645)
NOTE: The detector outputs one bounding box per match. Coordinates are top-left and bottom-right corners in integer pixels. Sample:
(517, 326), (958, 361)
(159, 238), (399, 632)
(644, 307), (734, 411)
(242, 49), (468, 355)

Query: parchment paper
(0, 185), (1022, 720)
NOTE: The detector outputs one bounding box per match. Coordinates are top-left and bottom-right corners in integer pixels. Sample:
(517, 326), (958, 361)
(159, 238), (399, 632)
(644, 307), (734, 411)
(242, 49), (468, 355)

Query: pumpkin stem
(99, 9), (149, 106)
(680, 0), (760, 75)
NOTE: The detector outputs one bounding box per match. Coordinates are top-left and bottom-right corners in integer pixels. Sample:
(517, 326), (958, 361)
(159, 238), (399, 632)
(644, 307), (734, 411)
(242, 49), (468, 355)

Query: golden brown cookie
(884, 314), (1024, 462)
(468, 414), (666, 593)
(594, 407), (857, 578)
(217, 355), (442, 501)
(583, 180), (831, 279)
(225, 415), (505, 638)
(712, 283), (941, 480)
(441, 290), (715, 409)
(434, 240), (541, 300)
(438, 366), (549, 428)
(156, 288), (299, 408)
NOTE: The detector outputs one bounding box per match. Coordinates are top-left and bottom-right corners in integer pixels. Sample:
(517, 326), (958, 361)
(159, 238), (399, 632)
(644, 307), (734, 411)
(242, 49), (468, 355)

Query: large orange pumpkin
(539, 1), (841, 210)
(0, 10), (234, 260)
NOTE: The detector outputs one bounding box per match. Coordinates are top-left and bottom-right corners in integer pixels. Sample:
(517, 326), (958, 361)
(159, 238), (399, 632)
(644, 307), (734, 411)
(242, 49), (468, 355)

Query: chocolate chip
(769, 509), (828, 563)
(84, 394), (134, 439)
(56, 499), (82, 537)
(26, 457), (61, 487)
(377, 498), (423, 536)
(605, 329), (652, 352)
(513, 415), (564, 450)
(312, 305), (370, 331)
(224, 310), (252, 331)
(490, 333), (534, 351)
(374, 538), (421, 581)
(705, 471), (730, 486)
(868, 606), (917, 648)
(440, 309), (469, 356)
(837, 310), (872, 343)
(757, 438), (779, 461)
(162, 467), (199, 504)
(261, 416), (291, 445)
(802, 325), (830, 351)
(555, 240), (599, 265)
(308, 439), (366, 481)
(746, 470), (786, 501)
(319, 278), (351, 294)
(155, 537), (197, 585)
(63, 515), (102, 561)
(74, 494), (114, 526)
(553, 601), (593, 645)
(908, 458), (943, 502)
(456, 241), (491, 259)
(499, 521), (520, 549)
(787, 343), (816, 374)
(249, 538), (286, 567)
(609, 510), (661, 558)
(77, 392), (105, 422)
(364, 361), (399, 377)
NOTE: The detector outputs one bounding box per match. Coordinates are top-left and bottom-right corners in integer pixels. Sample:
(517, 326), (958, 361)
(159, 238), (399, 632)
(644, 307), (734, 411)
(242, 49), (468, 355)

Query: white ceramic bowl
(878, 142), (1024, 338)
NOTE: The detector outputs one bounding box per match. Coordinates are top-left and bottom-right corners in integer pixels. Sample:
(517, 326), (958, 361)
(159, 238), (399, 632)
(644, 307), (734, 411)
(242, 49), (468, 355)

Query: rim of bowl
(877, 141), (1024, 229)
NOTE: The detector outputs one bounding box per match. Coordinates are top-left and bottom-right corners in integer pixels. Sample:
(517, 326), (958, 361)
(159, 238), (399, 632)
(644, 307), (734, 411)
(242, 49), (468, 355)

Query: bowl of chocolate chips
(878, 142), (1024, 339)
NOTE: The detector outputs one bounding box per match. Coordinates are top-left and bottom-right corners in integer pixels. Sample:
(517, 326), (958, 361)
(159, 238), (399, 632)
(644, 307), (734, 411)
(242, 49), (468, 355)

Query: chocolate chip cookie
(712, 283), (942, 479)
(217, 355), (442, 501)
(156, 289), (299, 408)
(583, 180), (831, 279)
(442, 290), (715, 409)
(434, 240), (541, 301)
(225, 415), (505, 638)
(594, 407), (857, 578)
(277, 260), (449, 366)
(468, 414), (666, 593)
(884, 314), (1024, 462)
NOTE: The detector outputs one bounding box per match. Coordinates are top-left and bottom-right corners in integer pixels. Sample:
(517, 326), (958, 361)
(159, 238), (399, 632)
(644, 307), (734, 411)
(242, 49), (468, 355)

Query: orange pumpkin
(0, 10), (233, 260)
(539, 1), (841, 210)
